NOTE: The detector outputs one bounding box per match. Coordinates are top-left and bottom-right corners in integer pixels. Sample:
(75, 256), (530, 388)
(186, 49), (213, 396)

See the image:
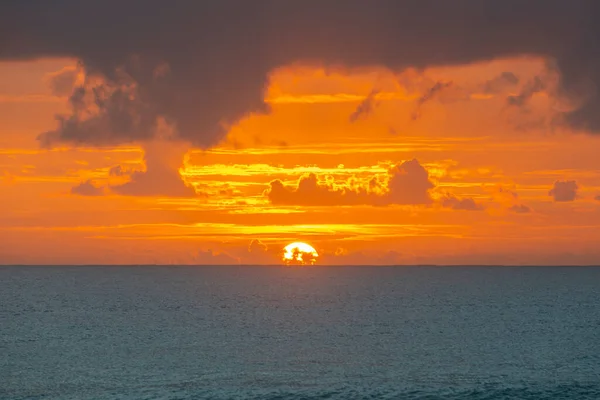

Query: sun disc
(283, 242), (319, 265)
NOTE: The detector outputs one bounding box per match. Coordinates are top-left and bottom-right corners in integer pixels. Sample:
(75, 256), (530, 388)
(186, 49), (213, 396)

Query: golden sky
(2, 56), (600, 265)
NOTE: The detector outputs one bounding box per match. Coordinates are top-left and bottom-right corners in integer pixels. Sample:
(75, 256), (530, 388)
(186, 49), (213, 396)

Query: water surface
(2, 266), (599, 399)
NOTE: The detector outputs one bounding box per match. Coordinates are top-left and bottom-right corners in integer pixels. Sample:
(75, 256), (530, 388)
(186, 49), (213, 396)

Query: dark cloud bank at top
(2, 0), (600, 147)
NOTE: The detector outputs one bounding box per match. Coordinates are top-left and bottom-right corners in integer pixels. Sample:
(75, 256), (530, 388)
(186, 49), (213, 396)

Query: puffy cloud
(266, 159), (443, 207)
(4, 1), (600, 147)
(248, 239), (268, 254)
(349, 89), (379, 123)
(549, 180), (579, 202)
(71, 179), (104, 196)
(387, 159), (435, 205)
(37, 73), (174, 147)
(440, 193), (484, 211)
(110, 141), (196, 197)
(70, 141), (198, 197)
(266, 173), (379, 206)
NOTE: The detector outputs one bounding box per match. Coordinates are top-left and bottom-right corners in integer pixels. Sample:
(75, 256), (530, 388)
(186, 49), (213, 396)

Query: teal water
(1, 266), (599, 399)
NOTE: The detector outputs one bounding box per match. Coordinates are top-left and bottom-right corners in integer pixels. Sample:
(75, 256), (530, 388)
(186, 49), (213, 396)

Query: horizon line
(2, 264), (600, 268)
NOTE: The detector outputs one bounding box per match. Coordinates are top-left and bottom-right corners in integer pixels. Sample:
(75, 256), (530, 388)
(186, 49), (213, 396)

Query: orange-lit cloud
(490, 187), (533, 214)
(71, 179), (104, 196)
(266, 159), (437, 207)
(440, 193), (484, 211)
(110, 141), (196, 197)
(549, 180), (579, 202)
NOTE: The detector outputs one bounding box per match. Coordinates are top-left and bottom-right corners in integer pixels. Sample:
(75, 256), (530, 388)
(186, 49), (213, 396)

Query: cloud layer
(3, 0), (600, 147)
(265, 159), (480, 208)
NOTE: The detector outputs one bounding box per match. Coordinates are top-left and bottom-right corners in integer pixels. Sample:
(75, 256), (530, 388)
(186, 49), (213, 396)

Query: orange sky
(2, 56), (600, 265)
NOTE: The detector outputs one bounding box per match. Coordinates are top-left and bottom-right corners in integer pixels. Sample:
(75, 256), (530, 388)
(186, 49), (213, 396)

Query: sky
(2, 1), (600, 265)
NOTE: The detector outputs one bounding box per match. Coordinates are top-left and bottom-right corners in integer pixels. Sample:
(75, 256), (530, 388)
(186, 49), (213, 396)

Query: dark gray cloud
(507, 76), (546, 107)
(411, 81), (453, 120)
(349, 90), (379, 123)
(3, 0), (600, 146)
(549, 180), (579, 202)
(482, 72), (520, 94)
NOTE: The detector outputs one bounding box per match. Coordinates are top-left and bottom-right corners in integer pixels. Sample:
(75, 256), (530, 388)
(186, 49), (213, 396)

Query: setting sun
(282, 242), (319, 265)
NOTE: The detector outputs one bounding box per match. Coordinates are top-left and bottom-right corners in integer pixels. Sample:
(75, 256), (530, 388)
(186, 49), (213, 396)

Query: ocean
(1, 266), (599, 399)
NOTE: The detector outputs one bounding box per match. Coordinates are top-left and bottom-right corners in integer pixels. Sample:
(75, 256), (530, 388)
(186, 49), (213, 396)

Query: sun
(282, 242), (319, 265)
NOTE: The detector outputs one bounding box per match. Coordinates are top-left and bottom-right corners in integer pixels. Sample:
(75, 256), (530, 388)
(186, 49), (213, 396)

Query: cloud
(248, 239), (268, 253)
(238, 239), (281, 264)
(509, 204), (532, 213)
(4, 1), (600, 147)
(411, 81), (453, 120)
(481, 72), (520, 94)
(266, 159), (436, 206)
(349, 89), (379, 122)
(194, 249), (239, 265)
(549, 180), (579, 202)
(440, 193), (484, 211)
(494, 186), (532, 213)
(507, 76), (546, 107)
(71, 179), (104, 196)
(387, 159), (435, 205)
(266, 173), (378, 206)
(70, 142), (197, 198)
(110, 141), (196, 197)
(37, 75), (172, 147)
(45, 66), (79, 97)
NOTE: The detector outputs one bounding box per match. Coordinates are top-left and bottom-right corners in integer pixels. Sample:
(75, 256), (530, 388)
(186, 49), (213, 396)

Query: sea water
(2, 266), (599, 399)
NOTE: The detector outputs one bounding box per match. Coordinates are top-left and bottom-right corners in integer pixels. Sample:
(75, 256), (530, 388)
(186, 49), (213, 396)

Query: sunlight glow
(282, 242), (319, 265)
